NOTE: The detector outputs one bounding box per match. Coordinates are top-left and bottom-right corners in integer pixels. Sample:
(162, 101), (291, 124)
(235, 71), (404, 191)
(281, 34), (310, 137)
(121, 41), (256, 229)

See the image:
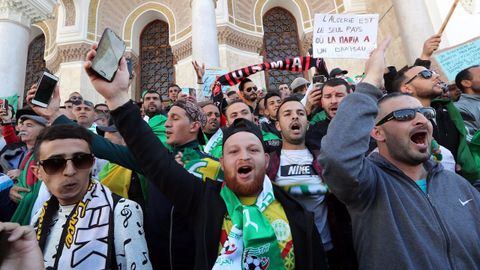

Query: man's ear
(275, 120), (281, 132)
(219, 156), (225, 171)
(31, 164), (42, 180)
(191, 121), (201, 133)
(399, 84), (412, 94)
(461, 79), (472, 89)
(371, 126), (385, 142)
(264, 153), (270, 169)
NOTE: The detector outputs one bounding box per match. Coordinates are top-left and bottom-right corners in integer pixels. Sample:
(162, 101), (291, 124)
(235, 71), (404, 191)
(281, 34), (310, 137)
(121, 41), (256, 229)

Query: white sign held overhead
(313, 13), (379, 59)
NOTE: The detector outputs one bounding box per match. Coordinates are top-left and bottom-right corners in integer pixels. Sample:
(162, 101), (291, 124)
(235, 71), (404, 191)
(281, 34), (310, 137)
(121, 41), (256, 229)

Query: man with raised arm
(83, 43), (327, 270)
(319, 39), (480, 269)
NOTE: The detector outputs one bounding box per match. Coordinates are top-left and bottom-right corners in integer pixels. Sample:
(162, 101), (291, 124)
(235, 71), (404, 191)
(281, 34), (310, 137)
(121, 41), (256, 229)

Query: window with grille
(139, 20), (174, 98)
(24, 35), (46, 98)
(263, 7), (303, 90)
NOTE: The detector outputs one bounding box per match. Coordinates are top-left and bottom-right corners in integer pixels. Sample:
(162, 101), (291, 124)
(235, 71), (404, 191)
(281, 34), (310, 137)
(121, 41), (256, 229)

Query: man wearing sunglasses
(238, 78), (258, 110)
(30, 124), (151, 269)
(393, 65), (480, 182)
(320, 39), (480, 269)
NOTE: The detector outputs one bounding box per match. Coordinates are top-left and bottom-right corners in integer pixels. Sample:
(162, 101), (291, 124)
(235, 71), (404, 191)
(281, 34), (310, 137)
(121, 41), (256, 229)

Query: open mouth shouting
(290, 121), (302, 134)
(237, 164), (253, 180)
(410, 130), (428, 152)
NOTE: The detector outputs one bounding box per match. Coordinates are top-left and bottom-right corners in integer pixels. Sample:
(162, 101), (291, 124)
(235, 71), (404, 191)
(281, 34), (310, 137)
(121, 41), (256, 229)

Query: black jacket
(111, 100), (328, 270)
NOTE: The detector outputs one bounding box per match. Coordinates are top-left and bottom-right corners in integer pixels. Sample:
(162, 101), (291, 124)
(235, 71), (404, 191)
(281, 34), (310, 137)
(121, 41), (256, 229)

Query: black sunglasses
(376, 107), (436, 126)
(39, 153), (94, 175)
(95, 109), (110, 114)
(244, 86), (258, 93)
(404, 70), (436, 85)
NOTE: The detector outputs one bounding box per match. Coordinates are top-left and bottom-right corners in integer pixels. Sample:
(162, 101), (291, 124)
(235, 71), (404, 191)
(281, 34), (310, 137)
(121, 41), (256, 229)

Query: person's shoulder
(113, 197), (143, 216)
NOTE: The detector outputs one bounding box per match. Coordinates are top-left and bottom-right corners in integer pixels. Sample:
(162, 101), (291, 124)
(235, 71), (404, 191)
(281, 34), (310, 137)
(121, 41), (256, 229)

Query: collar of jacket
(171, 139), (200, 153)
(368, 152), (441, 180)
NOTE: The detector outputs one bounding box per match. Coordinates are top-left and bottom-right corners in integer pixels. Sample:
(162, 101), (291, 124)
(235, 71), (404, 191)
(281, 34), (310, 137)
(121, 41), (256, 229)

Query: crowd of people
(0, 33), (480, 270)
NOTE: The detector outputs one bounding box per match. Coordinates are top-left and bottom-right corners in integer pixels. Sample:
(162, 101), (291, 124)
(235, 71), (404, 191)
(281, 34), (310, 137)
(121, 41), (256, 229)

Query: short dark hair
(238, 78), (252, 92)
(377, 92), (413, 107)
(94, 103), (108, 110)
(64, 100), (73, 105)
(455, 65), (480, 92)
(33, 124), (93, 161)
(321, 78), (351, 96)
(168, 84), (181, 90)
(198, 100), (215, 109)
(391, 66), (412, 93)
(143, 90), (163, 102)
(263, 91), (281, 108)
(275, 96), (302, 120)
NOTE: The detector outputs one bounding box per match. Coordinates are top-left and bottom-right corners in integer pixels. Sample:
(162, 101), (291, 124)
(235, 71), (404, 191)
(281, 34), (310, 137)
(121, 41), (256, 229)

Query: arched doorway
(139, 20), (174, 99)
(262, 7), (303, 90)
(24, 34), (46, 98)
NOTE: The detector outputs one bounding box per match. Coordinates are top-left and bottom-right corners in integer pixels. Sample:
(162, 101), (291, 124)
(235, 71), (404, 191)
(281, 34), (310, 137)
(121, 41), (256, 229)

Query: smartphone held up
(31, 71), (59, 108)
(91, 28), (126, 82)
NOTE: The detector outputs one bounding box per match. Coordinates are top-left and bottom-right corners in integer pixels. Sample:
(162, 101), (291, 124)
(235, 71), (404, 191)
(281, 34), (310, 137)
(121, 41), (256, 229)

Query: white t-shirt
(275, 149), (332, 250)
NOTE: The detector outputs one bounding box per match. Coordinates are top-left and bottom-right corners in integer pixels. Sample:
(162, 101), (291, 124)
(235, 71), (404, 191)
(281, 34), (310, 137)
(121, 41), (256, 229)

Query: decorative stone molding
(0, 0), (58, 27)
(62, 0), (75, 26)
(190, 0), (217, 8)
(171, 37), (192, 63)
(46, 42), (91, 73)
(217, 26), (263, 53)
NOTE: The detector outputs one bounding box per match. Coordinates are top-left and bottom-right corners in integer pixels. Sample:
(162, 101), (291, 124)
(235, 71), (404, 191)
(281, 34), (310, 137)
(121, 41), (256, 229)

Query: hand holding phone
(31, 72), (59, 108)
(91, 28), (126, 82)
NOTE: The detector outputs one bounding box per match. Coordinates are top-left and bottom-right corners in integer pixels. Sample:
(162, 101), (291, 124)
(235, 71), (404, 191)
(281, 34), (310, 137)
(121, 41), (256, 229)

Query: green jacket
(432, 99), (480, 182)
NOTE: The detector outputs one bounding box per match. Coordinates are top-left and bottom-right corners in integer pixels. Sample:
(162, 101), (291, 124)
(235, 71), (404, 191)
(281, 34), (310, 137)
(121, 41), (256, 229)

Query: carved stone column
(191, 0), (220, 68)
(392, 0), (434, 63)
(0, 0), (57, 99)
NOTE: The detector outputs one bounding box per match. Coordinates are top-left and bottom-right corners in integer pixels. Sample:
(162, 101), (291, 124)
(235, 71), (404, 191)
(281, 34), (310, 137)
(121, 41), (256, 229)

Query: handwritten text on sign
(434, 37), (480, 82)
(313, 14), (379, 59)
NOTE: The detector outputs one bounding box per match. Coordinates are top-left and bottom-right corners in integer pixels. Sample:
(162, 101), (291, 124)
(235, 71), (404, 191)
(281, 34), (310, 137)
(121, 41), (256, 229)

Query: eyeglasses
(404, 70), (436, 85)
(376, 107), (436, 126)
(69, 96), (83, 102)
(244, 86), (257, 93)
(39, 153), (94, 175)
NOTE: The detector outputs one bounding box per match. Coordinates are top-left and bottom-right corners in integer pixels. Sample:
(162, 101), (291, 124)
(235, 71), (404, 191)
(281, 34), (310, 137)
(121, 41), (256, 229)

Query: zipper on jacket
(425, 192), (455, 270)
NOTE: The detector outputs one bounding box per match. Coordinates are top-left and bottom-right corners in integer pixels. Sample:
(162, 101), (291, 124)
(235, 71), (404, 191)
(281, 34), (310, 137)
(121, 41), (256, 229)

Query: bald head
(376, 93), (422, 123)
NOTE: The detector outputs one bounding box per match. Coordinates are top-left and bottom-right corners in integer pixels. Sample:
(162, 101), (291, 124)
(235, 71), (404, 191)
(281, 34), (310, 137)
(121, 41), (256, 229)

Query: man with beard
(393, 66), (480, 182)
(83, 46), (327, 269)
(238, 78), (258, 110)
(261, 91), (282, 138)
(320, 39), (480, 269)
(305, 78), (352, 151)
(200, 101), (220, 140)
(141, 91), (169, 148)
(204, 100), (281, 159)
(454, 65), (480, 141)
(269, 97), (356, 269)
(72, 99), (97, 134)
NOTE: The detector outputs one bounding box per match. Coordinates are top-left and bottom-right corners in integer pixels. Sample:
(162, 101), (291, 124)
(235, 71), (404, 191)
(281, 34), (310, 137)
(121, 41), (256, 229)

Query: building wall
(31, 0), (419, 102)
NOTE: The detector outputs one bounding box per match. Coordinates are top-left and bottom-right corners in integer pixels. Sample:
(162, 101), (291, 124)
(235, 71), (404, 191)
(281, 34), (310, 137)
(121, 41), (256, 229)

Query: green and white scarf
(214, 177), (284, 270)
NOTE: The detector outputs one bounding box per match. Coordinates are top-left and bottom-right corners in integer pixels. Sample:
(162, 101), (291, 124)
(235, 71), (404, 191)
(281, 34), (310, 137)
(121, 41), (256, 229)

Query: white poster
(313, 13), (379, 59)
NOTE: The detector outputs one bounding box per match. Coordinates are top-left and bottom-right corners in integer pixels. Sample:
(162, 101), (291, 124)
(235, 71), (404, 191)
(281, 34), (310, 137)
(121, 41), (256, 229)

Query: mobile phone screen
(91, 28), (126, 82)
(33, 72), (58, 107)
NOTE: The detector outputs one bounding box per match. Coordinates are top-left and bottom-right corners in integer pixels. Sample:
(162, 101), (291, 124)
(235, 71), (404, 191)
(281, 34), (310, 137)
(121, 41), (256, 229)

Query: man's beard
(223, 169), (264, 197)
(145, 107), (162, 117)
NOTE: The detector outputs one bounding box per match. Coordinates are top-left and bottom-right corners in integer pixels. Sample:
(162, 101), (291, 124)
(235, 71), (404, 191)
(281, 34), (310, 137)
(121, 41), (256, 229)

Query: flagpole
(437, 0), (460, 35)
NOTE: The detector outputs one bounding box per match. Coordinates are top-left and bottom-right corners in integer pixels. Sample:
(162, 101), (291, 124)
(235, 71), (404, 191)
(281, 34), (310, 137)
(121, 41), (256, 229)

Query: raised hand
(192, 61), (205, 84)
(420, 34), (442, 60)
(26, 84), (62, 122)
(0, 222), (45, 269)
(363, 37), (391, 89)
(83, 43), (130, 110)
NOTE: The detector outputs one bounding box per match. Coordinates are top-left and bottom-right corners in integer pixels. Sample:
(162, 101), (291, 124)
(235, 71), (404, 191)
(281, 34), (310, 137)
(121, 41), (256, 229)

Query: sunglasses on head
(39, 153), (94, 175)
(404, 70), (436, 85)
(95, 109), (110, 114)
(244, 86), (258, 93)
(376, 107), (436, 126)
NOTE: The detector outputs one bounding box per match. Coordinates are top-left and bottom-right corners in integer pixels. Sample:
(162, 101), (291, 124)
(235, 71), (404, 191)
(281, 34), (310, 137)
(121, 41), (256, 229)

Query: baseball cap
(222, 118), (264, 150)
(19, 115), (48, 126)
(290, 77), (310, 92)
(329, 68), (348, 78)
(172, 100), (207, 145)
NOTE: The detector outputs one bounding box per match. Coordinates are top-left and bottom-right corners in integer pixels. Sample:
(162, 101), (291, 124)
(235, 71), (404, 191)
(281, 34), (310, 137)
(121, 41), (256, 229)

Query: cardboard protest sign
(433, 36), (480, 82)
(313, 13), (379, 59)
